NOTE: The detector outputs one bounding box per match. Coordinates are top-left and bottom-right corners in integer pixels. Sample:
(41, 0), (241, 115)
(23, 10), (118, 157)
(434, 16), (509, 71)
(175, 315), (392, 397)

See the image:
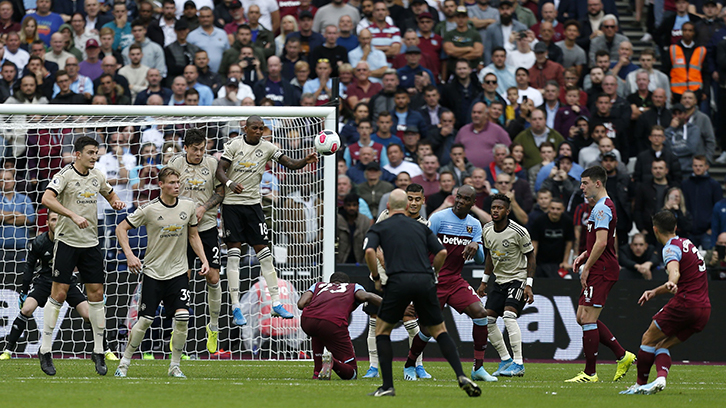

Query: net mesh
(0, 111), (329, 360)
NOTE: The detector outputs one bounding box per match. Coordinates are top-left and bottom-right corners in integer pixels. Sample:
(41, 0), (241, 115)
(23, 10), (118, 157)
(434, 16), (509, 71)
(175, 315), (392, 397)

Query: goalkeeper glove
(18, 293), (27, 310)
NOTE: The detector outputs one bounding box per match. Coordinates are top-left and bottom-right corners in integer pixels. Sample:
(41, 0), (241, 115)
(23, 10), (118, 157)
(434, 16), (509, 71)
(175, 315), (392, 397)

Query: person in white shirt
(383, 143), (422, 178)
(3, 32), (30, 71)
(515, 67), (543, 106)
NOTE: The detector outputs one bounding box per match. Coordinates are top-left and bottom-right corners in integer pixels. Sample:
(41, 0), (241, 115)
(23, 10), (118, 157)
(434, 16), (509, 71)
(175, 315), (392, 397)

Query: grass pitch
(0, 359), (724, 408)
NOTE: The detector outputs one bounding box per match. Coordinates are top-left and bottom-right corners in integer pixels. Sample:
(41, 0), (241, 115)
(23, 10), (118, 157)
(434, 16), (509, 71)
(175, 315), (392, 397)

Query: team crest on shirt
(180, 212), (187, 220)
(502, 240), (509, 247)
(91, 178), (98, 187)
(201, 167), (210, 175)
(255, 149), (263, 157)
(595, 210), (605, 221)
(466, 225), (473, 234)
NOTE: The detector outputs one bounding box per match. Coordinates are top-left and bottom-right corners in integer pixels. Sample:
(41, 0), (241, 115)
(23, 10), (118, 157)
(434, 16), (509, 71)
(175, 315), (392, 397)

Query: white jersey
(482, 220), (532, 284)
(220, 135), (283, 205)
(166, 153), (221, 232)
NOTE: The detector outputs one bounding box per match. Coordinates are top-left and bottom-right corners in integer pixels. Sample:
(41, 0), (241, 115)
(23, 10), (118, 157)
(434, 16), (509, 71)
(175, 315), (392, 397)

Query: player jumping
(166, 128), (225, 354)
(620, 211), (711, 395)
(216, 115), (318, 325)
(298, 272), (381, 380)
(566, 166), (635, 383)
(477, 193), (535, 377)
(406, 185), (496, 382)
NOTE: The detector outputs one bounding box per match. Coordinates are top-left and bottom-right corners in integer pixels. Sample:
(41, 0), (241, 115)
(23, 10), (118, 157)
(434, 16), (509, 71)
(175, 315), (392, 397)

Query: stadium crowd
(0, 0), (725, 282)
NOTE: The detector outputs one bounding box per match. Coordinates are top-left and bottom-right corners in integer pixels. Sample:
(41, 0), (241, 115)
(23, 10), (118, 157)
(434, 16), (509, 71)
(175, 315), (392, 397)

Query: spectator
(96, 73), (130, 105)
(366, 1), (401, 64)
(344, 62), (380, 111)
(134, 68), (172, 105)
(665, 22), (706, 103)
(237, 44), (265, 86)
(3, 32), (29, 73)
(357, 161), (394, 216)
(168, 75), (186, 105)
(93, 55), (131, 98)
(619, 233), (661, 280)
(164, 19), (200, 80)
(454, 102), (511, 169)
(97, 131), (136, 233)
(666, 103), (705, 171)
(156, 0), (179, 48)
(601, 151), (633, 246)
(556, 20), (587, 76)
(683, 155), (722, 249)
(554, 86), (590, 137)
(390, 89), (427, 139)
(187, 7), (230, 73)
(344, 119), (388, 167)
(436, 143), (472, 188)
(301, 58), (341, 105)
(309, 25), (348, 78)
(178, 1), (201, 32)
(589, 91), (629, 159)
(223, 0), (247, 42)
(588, 14), (627, 65)
(470, 72), (507, 123)
(23, 0), (64, 46)
(102, 2), (133, 52)
(118, 44), (150, 101)
(69, 13), (96, 60)
(0, 61), (14, 102)
(98, 27), (125, 67)
(483, 171), (528, 225)
(443, 6), (483, 74)
(681, 90), (716, 162)
(371, 111), (403, 149)
(0, 170), (35, 253)
(182, 64), (214, 105)
(383, 143), (421, 178)
(526, 187), (552, 229)
(0, 1), (19, 35)
(440, 60), (482, 129)
(624, 49), (671, 100)
(345, 29), (385, 86)
(336, 193), (370, 264)
(514, 67), (543, 106)
(121, 19), (167, 79)
(655, 0), (701, 52)
(47, 31), (79, 71)
(427, 110), (458, 164)
(50, 69), (87, 104)
(538, 81), (561, 127)
(505, 29), (535, 70)
(313, 0), (359, 34)
(51, 56), (93, 100)
(484, 1), (527, 66)
(251, 55), (299, 106)
(528, 141), (556, 192)
(426, 171), (455, 215)
(627, 69), (654, 124)
(501, 154), (533, 210)
(633, 88), (671, 153)
(536, 22), (565, 66)
(336, 15), (358, 52)
(633, 125), (682, 186)
(411, 154), (440, 199)
(184, 87), (200, 105)
(530, 42), (565, 91)
(541, 154), (578, 201)
(79, 39), (103, 81)
(568, 115), (592, 155)
(347, 145), (388, 184)
(129, 142), (161, 199)
(84, 0), (112, 32)
(633, 158), (678, 244)
(19, 17), (40, 50)
(705, 232), (726, 280)
(531, 198), (574, 278)
(396, 45), (434, 91)
(246, 5), (275, 58)
(512, 109), (564, 169)
(478, 47), (516, 97)
(286, 10), (323, 57)
(193, 50), (222, 93)
(5, 73), (48, 104)
(339, 102), (368, 145)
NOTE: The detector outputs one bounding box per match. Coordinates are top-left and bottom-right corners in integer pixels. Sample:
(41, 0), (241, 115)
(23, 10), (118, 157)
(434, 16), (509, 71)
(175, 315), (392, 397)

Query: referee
(363, 189), (481, 398)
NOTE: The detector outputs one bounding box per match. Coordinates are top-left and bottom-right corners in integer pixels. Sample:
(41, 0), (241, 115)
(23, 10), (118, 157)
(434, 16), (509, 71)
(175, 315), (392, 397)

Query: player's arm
(639, 260), (680, 305)
(188, 224), (209, 276)
(561, 240), (573, 269)
(116, 219), (142, 274)
(580, 229), (608, 289)
(215, 158), (244, 194)
(477, 249), (494, 297)
(197, 184), (225, 222)
(473, 243), (485, 264)
(277, 152), (319, 170)
(355, 289), (382, 307)
(20, 240), (38, 296)
(524, 249), (536, 304)
(297, 290), (313, 310)
(41, 189), (88, 229)
(101, 189), (126, 210)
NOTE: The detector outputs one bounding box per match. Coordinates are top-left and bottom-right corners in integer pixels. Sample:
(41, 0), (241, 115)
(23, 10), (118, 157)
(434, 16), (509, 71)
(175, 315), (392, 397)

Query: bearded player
(620, 211), (710, 395)
(566, 166), (635, 383)
(405, 185), (496, 382)
(363, 184), (432, 380)
(298, 272), (381, 380)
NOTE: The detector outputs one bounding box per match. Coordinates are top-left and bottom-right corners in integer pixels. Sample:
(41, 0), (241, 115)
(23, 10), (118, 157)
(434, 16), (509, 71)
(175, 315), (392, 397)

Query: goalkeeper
(0, 211), (116, 361)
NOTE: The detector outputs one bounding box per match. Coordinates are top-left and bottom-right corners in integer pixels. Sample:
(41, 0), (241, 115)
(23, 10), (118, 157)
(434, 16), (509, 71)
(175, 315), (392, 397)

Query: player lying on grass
(0, 211), (116, 361)
(114, 167), (208, 379)
(298, 272), (381, 380)
(620, 210), (711, 395)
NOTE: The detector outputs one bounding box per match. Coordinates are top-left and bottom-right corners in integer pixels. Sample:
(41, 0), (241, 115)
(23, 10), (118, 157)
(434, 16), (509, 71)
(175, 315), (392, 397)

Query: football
(315, 129), (341, 156)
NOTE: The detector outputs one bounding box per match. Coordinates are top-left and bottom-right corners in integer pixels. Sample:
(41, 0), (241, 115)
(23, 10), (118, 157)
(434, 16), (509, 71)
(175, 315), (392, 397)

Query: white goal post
(0, 104), (337, 360)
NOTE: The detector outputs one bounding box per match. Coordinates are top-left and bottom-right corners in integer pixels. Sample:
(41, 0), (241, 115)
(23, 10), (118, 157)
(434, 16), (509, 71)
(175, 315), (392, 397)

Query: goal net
(0, 105), (336, 360)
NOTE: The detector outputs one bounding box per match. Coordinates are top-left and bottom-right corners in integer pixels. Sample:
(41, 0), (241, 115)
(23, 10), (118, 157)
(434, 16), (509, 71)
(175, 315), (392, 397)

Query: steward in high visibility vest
(668, 22), (706, 102)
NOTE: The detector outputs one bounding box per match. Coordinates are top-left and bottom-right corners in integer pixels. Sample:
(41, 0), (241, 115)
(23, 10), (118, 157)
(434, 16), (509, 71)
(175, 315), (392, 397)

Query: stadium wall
(336, 265), (724, 363)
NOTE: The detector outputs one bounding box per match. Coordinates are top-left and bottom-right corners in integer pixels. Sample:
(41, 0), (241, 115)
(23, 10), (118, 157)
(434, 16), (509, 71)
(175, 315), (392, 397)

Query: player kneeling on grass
(1, 211), (116, 361)
(114, 168), (209, 379)
(298, 272), (381, 380)
(620, 210), (711, 395)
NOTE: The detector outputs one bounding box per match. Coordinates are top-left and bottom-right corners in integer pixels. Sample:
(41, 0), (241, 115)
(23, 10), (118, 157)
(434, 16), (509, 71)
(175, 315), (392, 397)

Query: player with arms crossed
(406, 185), (496, 382)
(364, 189), (481, 397)
(0, 212), (116, 361)
(114, 167), (209, 378)
(364, 184), (431, 380)
(566, 166), (635, 383)
(216, 115), (318, 324)
(39, 136), (126, 376)
(298, 272), (382, 380)
(477, 193), (535, 377)
(620, 210), (711, 395)
(166, 128), (225, 354)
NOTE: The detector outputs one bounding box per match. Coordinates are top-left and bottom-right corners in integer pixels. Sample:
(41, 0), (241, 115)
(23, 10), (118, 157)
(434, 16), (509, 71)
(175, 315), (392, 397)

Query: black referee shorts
(221, 204), (269, 246)
(187, 227), (221, 270)
(377, 273), (444, 328)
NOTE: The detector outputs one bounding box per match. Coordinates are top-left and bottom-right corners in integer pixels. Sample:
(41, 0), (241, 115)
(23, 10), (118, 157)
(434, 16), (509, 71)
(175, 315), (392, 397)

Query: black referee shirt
(364, 213), (444, 276)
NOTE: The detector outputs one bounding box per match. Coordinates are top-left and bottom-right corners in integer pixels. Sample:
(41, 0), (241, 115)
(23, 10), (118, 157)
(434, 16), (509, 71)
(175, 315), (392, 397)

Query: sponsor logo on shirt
(441, 234), (472, 246)
(76, 190), (97, 204)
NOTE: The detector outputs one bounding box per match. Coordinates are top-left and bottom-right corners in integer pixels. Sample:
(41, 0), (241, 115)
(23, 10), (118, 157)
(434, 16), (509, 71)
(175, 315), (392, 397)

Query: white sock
(503, 311), (523, 365)
(227, 248), (241, 307)
(404, 319), (423, 366)
(123, 316), (153, 360)
(171, 312), (189, 366)
(257, 247), (280, 305)
(487, 316), (511, 361)
(367, 316), (378, 369)
(208, 282), (221, 331)
(88, 300), (106, 354)
(40, 297), (62, 354)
